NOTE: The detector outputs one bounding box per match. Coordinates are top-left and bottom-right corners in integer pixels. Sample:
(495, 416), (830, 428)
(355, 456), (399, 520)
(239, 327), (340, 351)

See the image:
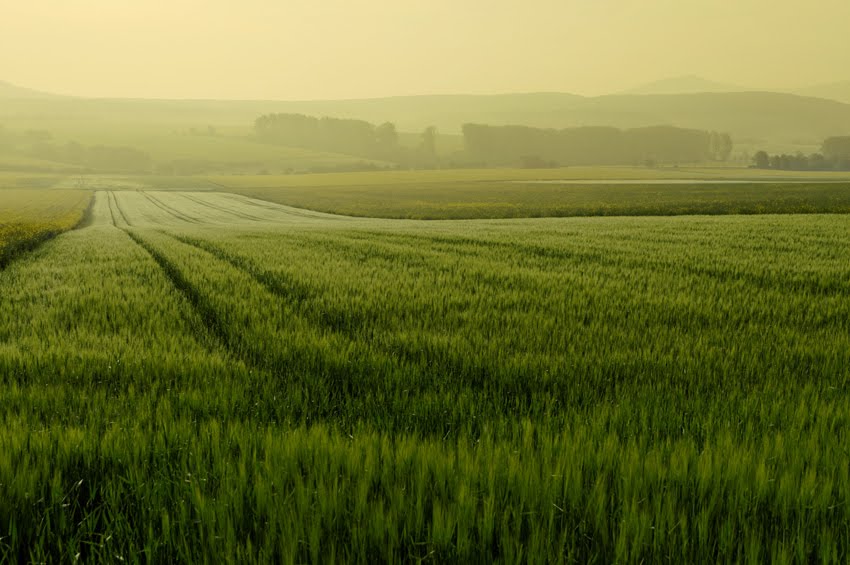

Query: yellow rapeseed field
(0, 189), (92, 265)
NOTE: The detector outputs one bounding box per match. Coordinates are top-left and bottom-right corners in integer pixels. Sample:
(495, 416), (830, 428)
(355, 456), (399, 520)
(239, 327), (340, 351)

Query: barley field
(0, 188), (848, 562)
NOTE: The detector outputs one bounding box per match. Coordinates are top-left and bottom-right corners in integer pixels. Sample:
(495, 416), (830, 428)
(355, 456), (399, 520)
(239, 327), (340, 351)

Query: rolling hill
(791, 81), (850, 105)
(3, 79), (850, 162)
(552, 92), (850, 145)
(624, 75), (746, 95)
(0, 80), (63, 99)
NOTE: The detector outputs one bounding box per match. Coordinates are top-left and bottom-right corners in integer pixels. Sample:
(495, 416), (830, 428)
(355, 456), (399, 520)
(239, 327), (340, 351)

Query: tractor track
(107, 191), (133, 227)
(140, 191), (202, 225)
(217, 192), (350, 221)
(178, 192), (266, 222)
(122, 229), (247, 363)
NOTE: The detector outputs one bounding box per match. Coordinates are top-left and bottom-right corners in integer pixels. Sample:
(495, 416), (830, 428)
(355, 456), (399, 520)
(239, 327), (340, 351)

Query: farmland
(210, 168), (850, 219)
(0, 188), (91, 266)
(1, 188), (849, 562)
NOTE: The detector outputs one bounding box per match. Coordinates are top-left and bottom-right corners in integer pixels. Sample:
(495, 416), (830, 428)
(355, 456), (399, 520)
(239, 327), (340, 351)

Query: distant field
(1, 110), (396, 175)
(0, 188), (91, 266)
(208, 167), (850, 219)
(0, 154), (86, 173)
(211, 165), (850, 186)
(2, 191), (849, 562)
(0, 172), (62, 188)
(65, 131), (393, 172)
(49, 175), (219, 191)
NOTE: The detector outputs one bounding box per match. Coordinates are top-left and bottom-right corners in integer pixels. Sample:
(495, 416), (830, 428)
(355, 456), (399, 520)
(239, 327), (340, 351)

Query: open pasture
(1, 189), (849, 562)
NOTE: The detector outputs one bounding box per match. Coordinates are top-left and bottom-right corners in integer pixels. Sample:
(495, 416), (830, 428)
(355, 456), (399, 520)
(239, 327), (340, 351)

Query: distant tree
(709, 132), (720, 160)
(254, 113), (401, 163)
(822, 137), (850, 161)
(809, 153), (827, 170)
(752, 146), (850, 171)
(753, 151), (770, 169)
(462, 123), (712, 166)
(708, 131), (733, 161)
(792, 152), (809, 170)
(375, 122), (399, 153)
(420, 126), (438, 163)
(718, 133), (733, 161)
(521, 155), (557, 168)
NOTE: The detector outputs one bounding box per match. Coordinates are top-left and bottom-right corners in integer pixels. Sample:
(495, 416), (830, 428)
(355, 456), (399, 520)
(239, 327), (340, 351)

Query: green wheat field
(1, 181), (849, 563)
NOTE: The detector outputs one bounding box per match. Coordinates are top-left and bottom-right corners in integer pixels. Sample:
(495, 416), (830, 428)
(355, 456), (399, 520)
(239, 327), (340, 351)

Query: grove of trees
(255, 113), (395, 160)
(254, 113), (439, 167)
(461, 124), (730, 167)
(30, 139), (152, 173)
(752, 137), (850, 171)
(822, 137), (850, 161)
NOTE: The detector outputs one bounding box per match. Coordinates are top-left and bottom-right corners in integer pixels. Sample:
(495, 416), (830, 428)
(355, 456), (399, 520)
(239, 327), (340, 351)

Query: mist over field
(2, 0), (850, 173)
(3, 1), (850, 563)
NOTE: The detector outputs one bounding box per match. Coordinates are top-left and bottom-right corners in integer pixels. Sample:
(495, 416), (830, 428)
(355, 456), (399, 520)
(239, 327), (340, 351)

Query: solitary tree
(376, 122), (398, 150)
(420, 126), (438, 164)
(718, 133), (733, 161)
(823, 137), (850, 161)
(753, 151), (770, 169)
(709, 132), (722, 160)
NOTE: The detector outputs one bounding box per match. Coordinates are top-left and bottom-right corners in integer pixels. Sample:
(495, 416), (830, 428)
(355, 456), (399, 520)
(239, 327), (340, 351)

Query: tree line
(752, 137), (850, 171)
(253, 114), (739, 169)
(254, 113), (438, 167)
(461, 124), (731, 167)
(31, 140), (152, 173)
(0, 128), (153, 173)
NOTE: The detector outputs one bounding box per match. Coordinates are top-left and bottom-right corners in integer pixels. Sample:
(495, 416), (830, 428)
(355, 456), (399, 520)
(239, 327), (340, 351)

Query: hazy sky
(2, 0), (849, 100)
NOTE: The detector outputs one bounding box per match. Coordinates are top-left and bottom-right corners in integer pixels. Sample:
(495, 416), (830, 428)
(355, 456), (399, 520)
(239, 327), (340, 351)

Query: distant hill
(249, 92), (589, 131)
(236, 91), (850, 144)
(0, 91), (590, 133)
(548, 92), (850, 144)
(791, 81), (850, 105)
(3, 81), (850, 149)
(0, 80), (62, 99)
(624, 76), (746, 95)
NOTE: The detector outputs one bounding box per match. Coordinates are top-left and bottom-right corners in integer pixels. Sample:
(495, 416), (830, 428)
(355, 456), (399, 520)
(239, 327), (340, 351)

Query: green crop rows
(1, 189), (848, 562)
(209, 168), (850, 219)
